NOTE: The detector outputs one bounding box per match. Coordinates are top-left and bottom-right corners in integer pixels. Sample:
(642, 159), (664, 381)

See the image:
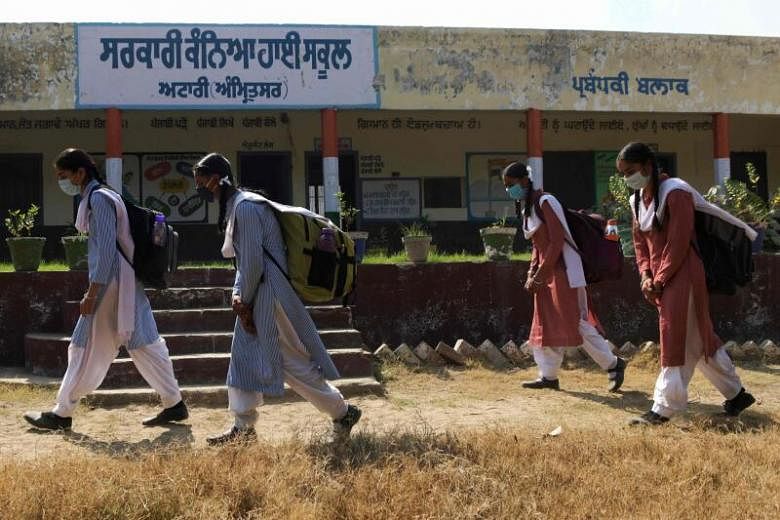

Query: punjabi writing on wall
(571, 70), (690, 99)
(77, 25), (378, 108)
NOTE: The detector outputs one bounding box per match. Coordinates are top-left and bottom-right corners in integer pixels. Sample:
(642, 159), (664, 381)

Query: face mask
(506, 184), (526, 200)
(196, 185), (214, 203)
(624, 170), (649, 190)
(59, 178), (81, 197)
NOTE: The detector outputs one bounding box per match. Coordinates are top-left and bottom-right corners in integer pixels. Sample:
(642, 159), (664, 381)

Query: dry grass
(1, 365), (779, 519)
(1, 425), (779, 519)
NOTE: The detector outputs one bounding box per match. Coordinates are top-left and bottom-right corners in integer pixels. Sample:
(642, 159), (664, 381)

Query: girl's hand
(80, 294), (97, 315)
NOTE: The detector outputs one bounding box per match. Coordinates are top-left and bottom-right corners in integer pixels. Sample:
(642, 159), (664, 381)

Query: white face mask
(58, 178), (82, 197)
(624, 170), (650, 190)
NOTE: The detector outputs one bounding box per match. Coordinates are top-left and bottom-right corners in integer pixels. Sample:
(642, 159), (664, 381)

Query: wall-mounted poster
(361, 178), (421, 220)
(466, 152), (525, 220)
(140, 153), (206, 222)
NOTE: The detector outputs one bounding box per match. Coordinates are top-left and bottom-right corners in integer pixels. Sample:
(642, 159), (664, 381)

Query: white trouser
(228, 302), (348, 429)
(53, 281), (182, 418)
(534, 287), (618, 380)
(651, 291), (742, 419)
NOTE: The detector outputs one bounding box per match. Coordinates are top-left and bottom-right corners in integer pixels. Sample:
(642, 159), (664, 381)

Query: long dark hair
(54, 148), (105, 184)
(617, 142), (661, 230)
(501, 161), (534, 219)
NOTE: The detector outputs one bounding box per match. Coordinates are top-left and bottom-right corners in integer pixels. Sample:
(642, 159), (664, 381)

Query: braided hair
(617, 142), (662, 230)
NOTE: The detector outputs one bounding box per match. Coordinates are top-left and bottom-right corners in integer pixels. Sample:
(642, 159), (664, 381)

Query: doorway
(237, 152), (293, 204)
(0, 154), (43, 239)
(305, 152), (358, 218)
(731, 151), (768, 201)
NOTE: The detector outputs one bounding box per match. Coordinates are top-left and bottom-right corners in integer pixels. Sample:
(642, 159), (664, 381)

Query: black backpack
(692, 211), (753, 295)
(88, 186), (179, 289)
(533, 196), (624, 284)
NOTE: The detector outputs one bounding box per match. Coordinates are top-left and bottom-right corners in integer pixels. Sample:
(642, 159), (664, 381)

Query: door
(0, 154), (43, 241)
(237, 152), (292, 204)
(305, 152), (358, 219)
(542, 151), (596, 210)
(656, 152), (677, 177)
(731, 151), (768, 201)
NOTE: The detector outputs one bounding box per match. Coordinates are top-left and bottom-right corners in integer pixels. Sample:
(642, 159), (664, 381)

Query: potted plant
(479, 212), (517, 261)
(705, 163), (771, 254)
(336, 191), (368, 263)
(4, 204), (46, 271)
(401, 221), (432, 263)
(61, 226), (89, 270)
(604, 174), (635, 257)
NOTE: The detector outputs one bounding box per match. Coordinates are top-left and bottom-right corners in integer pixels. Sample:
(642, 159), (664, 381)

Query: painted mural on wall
(139, 154), (205, 222)
(76, 25), (378, 108)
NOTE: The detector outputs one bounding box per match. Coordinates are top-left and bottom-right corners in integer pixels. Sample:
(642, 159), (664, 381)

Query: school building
(1, 23), (779, 259)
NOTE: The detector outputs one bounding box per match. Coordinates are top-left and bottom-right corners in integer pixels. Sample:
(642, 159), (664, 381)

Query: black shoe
(23, 411), (72, 431)
(206, 426), (257, 446)
(607, 357), (627, 392)
(142, 400), (189, 427)
(333, 404), (362, 439)
(629, 410), (670, 426)
(521, 377), (560, 390)
(722, 388), (756, 417)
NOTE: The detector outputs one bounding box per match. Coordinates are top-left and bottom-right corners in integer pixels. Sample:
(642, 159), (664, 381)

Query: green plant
(484, 207), (512, 228)
(603, 174), (632, 223)
(705, 167), (771, 228)
(4, 204), (39, 237)
(400, 221), (429, 237)
(765, 187), (780, 252)
(61, 225), (87, 239)
(335, 191), (360, 231)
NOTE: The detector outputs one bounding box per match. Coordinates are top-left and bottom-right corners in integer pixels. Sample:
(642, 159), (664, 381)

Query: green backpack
(259, 202), (357, 303)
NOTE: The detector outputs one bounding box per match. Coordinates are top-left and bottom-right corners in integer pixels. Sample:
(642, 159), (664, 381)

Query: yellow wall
(5, 109), (777, 225)
(4, 24), (780, 114)
(377, 28), (780, 113)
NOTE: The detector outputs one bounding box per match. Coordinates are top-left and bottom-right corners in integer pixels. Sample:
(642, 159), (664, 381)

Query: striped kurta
(228, 198), (340, 396)
(70, 180), (161, 350)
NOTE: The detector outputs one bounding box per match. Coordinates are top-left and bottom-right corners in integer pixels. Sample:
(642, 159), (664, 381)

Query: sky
(2, 0), (780, 38)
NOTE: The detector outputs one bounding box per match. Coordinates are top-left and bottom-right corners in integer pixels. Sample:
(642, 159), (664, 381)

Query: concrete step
(100, 350), (373, 388)
(84, 377), (383, 407)
(25, 329), (368, 377)
(63, 300), (353, 331)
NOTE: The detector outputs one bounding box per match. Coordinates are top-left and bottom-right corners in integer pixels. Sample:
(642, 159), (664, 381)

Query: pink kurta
(632, 185), (721, 367)
(527, 198), (599, 347)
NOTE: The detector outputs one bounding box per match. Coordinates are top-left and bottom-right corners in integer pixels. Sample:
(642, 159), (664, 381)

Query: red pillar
(713, 113), (730, 185)
(321, 108), (339, 221)
(526, 108), (543, 189)
(105, 108), (123, 191)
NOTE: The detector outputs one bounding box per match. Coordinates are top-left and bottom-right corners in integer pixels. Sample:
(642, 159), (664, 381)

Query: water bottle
(317, 227), (337, 253)
(152, 213), (168, 247)
(605, 219), (619, 242)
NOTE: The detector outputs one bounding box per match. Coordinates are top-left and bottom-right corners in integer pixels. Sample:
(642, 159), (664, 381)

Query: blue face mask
(506, 184), (526, 200)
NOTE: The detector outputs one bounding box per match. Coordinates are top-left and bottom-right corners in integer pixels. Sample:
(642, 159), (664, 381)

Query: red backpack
(533, 196), (623, 284)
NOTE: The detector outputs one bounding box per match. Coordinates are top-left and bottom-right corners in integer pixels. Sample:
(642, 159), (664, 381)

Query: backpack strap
(87, 185), (134, 269)
(262, 246), (290, 285)
(533, 193), (581, 255)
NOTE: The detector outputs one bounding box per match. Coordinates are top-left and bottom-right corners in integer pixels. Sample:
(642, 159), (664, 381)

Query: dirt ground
(1, 362), (778, 460)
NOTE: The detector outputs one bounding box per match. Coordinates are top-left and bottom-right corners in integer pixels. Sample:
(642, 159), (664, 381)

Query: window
(423, 177), (462, 208)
